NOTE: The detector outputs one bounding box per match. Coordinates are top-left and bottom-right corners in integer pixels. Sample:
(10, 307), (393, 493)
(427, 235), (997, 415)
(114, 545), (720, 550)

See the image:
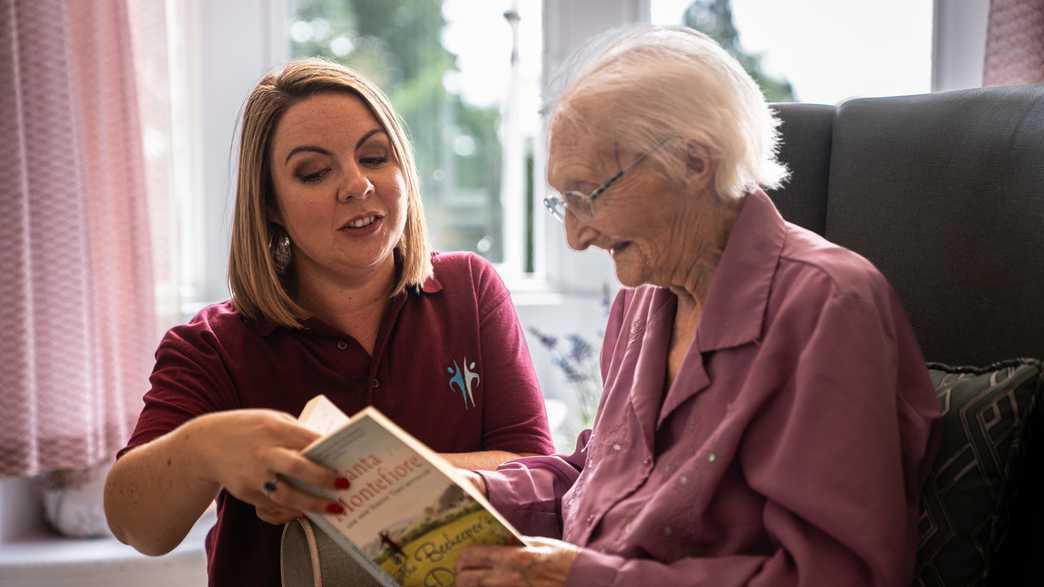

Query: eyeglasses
(543, 137), (675, 223)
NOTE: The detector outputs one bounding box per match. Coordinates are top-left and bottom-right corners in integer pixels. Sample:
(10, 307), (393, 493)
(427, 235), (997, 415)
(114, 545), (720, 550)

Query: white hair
(546, 25), (788, 200)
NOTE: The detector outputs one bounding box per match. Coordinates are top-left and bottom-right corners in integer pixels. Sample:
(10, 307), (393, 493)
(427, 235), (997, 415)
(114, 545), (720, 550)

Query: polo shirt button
(370, 378), (380, 389)
(336, 341), (348, 350)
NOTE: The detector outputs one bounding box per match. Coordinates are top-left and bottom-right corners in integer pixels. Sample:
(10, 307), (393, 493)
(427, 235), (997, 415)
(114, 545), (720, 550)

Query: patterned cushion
(915, 360), (1044, 586)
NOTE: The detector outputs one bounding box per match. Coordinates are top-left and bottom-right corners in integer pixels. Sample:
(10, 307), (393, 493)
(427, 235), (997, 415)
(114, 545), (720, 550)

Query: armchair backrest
(768, 85), (1044, 587)
(771, 85), (1044, 365)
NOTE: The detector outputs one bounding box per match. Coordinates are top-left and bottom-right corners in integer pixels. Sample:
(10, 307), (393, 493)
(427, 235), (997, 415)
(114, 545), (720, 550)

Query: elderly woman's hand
(456, 536), (580, 587)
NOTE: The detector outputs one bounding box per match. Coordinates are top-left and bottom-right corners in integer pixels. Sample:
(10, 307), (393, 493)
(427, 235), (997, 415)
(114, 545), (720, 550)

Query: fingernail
(335, 477), (350, 490)
(327, 502), (345, 514)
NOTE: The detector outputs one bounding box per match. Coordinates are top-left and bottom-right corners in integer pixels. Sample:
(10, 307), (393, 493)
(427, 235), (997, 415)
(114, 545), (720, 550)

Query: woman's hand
(456, 537), (580, 587)
(186, 409), (346, 525)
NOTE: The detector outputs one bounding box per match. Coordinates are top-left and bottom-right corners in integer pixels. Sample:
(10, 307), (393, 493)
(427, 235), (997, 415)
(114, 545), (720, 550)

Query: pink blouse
(478, 190), (940, 586)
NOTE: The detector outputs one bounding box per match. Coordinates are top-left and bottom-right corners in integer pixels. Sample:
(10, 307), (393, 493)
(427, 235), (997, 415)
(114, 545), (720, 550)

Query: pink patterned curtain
(984, 0), (1044, 85)
(0, 0), (155, 477)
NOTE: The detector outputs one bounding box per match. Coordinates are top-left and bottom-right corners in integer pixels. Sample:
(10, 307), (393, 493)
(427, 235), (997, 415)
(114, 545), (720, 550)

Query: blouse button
(612, 443), (622, 451)
(642, 456), (651, 466)
(586, 514), (595, 524)
(663, 526), (673, 537)
(336, 341), (348, 350)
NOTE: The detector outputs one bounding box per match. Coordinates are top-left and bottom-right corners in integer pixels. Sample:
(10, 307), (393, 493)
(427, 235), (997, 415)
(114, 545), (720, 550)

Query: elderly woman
(104, 59), (553, 585)
(457, 26), (939, 587)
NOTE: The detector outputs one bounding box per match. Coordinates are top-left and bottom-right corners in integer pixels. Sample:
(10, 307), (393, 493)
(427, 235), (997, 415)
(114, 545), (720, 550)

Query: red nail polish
(335, 477), (350, 490)
(327, 502), (345, 515)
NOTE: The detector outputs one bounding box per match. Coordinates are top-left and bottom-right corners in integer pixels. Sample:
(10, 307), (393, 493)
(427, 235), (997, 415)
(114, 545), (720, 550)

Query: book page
(298, 394), (351, 436)
(293, 404), (522, 586)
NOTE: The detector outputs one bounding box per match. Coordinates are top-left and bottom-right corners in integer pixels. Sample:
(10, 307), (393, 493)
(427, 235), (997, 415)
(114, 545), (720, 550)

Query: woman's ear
(267, 205), (285, 228)
(685, 140), (713, 181)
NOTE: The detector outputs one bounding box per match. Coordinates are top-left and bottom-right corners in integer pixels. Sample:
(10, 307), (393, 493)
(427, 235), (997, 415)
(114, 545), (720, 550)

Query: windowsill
(0, 509), (214, 585)
(504, 274), (610, 307)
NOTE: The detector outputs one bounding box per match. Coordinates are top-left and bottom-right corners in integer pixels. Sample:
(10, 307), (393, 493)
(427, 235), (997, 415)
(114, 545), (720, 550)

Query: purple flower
(566, 334), (593, 363)
(528, 326), (558, 349)
(552, 356), (587, 383)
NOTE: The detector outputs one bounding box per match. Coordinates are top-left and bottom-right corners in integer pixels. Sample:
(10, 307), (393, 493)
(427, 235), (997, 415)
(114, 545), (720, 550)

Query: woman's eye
(360, 156), (388, 168)
(298, 168), (330, 183)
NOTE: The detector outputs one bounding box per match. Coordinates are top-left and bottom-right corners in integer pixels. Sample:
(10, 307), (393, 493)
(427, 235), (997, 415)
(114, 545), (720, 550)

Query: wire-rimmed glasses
(543, 137), (676, 223)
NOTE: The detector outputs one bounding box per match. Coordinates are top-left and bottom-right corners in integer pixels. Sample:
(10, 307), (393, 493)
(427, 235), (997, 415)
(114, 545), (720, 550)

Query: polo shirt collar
(694, 188), (786, 352)
(247, 272), (443, 338)
(416, 271), (443, 294)
(250, 313), (278, 337)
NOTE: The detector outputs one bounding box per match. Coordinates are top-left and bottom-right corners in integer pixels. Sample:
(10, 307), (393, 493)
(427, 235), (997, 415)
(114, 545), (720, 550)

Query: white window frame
(931, 0), (989, 92)
(183, 0), (648, 311)
(179, 0), (992, 311)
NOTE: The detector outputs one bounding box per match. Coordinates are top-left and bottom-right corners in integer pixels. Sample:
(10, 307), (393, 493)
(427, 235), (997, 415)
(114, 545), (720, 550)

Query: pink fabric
(0, 0), (154, 477)
(984, 0), (1044, 85)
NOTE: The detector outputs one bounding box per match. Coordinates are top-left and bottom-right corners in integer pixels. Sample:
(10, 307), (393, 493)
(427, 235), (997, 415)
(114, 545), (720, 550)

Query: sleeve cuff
(475, 469), (519, 513)
(475, 468), (563, 538)
(565, 548), (624, 587)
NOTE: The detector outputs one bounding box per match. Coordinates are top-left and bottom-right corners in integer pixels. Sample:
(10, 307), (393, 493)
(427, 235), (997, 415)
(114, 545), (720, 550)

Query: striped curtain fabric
(984, 0), (1044, 85)
(0, 0), (155, 477)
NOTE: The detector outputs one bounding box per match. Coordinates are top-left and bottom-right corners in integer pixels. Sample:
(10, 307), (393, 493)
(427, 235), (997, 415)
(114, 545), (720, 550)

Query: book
(287, 395), (525, 587)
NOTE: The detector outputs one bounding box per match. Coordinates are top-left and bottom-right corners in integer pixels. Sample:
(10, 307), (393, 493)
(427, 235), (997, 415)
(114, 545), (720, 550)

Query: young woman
(104, 59), (553, 586)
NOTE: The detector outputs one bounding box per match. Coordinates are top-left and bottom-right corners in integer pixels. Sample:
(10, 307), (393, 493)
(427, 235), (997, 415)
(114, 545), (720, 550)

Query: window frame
(181, 0), (989, 311)
(183, 0), (648, 311)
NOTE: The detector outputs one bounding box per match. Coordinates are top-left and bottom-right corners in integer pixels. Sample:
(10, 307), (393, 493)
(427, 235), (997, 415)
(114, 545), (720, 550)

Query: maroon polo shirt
(118, 251), (553, 586)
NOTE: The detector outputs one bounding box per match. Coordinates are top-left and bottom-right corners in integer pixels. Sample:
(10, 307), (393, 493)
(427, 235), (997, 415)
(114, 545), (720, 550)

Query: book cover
(289, 395), (524, 586)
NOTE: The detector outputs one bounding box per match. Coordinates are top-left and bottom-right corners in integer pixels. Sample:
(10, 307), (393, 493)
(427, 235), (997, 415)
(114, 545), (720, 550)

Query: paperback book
(288, 395), (524, 586)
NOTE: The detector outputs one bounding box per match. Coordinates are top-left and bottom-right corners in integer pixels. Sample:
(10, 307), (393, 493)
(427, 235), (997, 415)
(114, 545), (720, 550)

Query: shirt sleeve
(116, 320), (239, 460)
(477, 289), (633, 538)
(563, 282), (939, 587)
(477, 429), (591, 538)
(472, 255), (555, 456)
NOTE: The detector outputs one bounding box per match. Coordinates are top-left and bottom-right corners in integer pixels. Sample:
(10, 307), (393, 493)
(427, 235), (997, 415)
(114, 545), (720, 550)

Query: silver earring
(270, 229), (292, 275)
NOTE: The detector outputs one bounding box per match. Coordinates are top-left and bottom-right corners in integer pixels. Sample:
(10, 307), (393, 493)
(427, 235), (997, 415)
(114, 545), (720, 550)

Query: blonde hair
(547, 25), (788, 201)
(228, 58), (432, 328)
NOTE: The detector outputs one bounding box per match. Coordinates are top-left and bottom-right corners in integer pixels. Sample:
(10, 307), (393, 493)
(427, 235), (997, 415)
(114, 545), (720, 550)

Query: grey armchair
(768, 85), (1044, 586)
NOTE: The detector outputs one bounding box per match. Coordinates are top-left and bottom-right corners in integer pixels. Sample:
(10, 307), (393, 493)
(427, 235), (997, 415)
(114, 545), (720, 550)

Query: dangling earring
(270, 227), (292, 275)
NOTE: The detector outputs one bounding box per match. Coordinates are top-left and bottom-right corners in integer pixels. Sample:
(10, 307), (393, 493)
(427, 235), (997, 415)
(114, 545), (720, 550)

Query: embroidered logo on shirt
(446, 358), (479, 409)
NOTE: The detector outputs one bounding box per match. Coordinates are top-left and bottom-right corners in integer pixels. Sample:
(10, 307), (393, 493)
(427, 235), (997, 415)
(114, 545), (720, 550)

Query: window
(289, 0), (544, 275)
(651, 0), (934, 104)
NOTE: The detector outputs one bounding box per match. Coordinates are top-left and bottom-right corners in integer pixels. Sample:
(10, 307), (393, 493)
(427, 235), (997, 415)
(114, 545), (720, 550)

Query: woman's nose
(564, 210), (596, 251)
(337, 164), (374, 202)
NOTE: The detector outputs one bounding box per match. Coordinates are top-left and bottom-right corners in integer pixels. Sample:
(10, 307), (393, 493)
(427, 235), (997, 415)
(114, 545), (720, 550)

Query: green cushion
(915, 359), (1044, 587)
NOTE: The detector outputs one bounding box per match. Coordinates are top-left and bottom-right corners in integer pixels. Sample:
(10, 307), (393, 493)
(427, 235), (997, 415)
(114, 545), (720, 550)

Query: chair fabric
(769, 103), (834, 235)
(767, 84), (1044, 587)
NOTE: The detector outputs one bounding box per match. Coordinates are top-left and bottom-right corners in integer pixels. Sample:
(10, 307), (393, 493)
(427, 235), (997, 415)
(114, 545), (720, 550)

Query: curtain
(127, 0), (186, 333)
(984, 0), (1044, 86)
(0, 0), (155, 477)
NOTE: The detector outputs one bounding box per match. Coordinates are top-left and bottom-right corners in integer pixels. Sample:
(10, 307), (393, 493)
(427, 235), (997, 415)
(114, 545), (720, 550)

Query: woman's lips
(338, 215), (383, 237)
